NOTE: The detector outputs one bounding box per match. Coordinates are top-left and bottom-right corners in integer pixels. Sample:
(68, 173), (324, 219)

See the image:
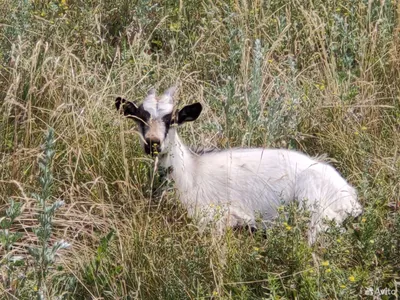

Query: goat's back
(185, 148), (361, 226)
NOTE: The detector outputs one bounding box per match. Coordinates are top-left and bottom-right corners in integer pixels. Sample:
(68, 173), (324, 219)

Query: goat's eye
(134, 116), (148, 125)
(162, 113), (172, 124)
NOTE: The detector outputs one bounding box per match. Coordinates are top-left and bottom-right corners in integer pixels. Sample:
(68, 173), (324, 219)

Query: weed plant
(0, 0), (399, 299)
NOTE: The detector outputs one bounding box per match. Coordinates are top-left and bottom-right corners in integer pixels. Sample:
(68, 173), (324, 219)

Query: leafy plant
(28, 128), (70, 299)
(0, 199), (24, 295)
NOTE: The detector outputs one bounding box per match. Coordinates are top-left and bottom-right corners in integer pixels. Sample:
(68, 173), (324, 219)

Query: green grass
(1, 0), (399, 299)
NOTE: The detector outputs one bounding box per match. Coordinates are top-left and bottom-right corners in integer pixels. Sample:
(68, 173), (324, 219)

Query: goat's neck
(160, 127), (195, 192)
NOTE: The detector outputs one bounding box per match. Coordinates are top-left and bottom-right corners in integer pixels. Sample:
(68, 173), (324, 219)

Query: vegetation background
(0, 0), (399, 299)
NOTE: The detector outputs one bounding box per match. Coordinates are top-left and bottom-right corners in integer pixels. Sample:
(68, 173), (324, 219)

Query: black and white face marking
(116, 94), (172, 155)
(116, 87), (202, 156)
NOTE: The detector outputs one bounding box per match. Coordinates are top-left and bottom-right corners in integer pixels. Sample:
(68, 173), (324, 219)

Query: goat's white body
(117, 87), (362, 243)
(160, 128), (362, 243)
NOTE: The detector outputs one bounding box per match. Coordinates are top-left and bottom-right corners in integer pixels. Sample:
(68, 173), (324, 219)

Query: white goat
(116, 87), (363, 243)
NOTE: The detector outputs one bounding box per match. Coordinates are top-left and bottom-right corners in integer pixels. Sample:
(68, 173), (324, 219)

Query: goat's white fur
(124, 87), (363, 244)
(143, 87), (174, 119)
(161, 127), (362, 243)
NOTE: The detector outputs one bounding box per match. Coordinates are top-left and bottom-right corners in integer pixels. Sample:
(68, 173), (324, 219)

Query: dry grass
(1, 0), (399, 299)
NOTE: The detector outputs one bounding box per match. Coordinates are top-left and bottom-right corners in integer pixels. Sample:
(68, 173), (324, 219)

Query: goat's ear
(115, 97), (138, 117)
(176, 102), (202, 124)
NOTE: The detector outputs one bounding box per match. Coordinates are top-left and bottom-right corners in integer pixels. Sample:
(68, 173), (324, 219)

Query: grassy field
(0, 0), (399, 299)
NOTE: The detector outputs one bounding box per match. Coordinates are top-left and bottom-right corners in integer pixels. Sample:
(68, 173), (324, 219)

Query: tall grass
(1, 0), (399, 298)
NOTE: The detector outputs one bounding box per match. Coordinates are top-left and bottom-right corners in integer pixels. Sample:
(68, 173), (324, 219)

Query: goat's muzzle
(145, 139), (161, 157)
